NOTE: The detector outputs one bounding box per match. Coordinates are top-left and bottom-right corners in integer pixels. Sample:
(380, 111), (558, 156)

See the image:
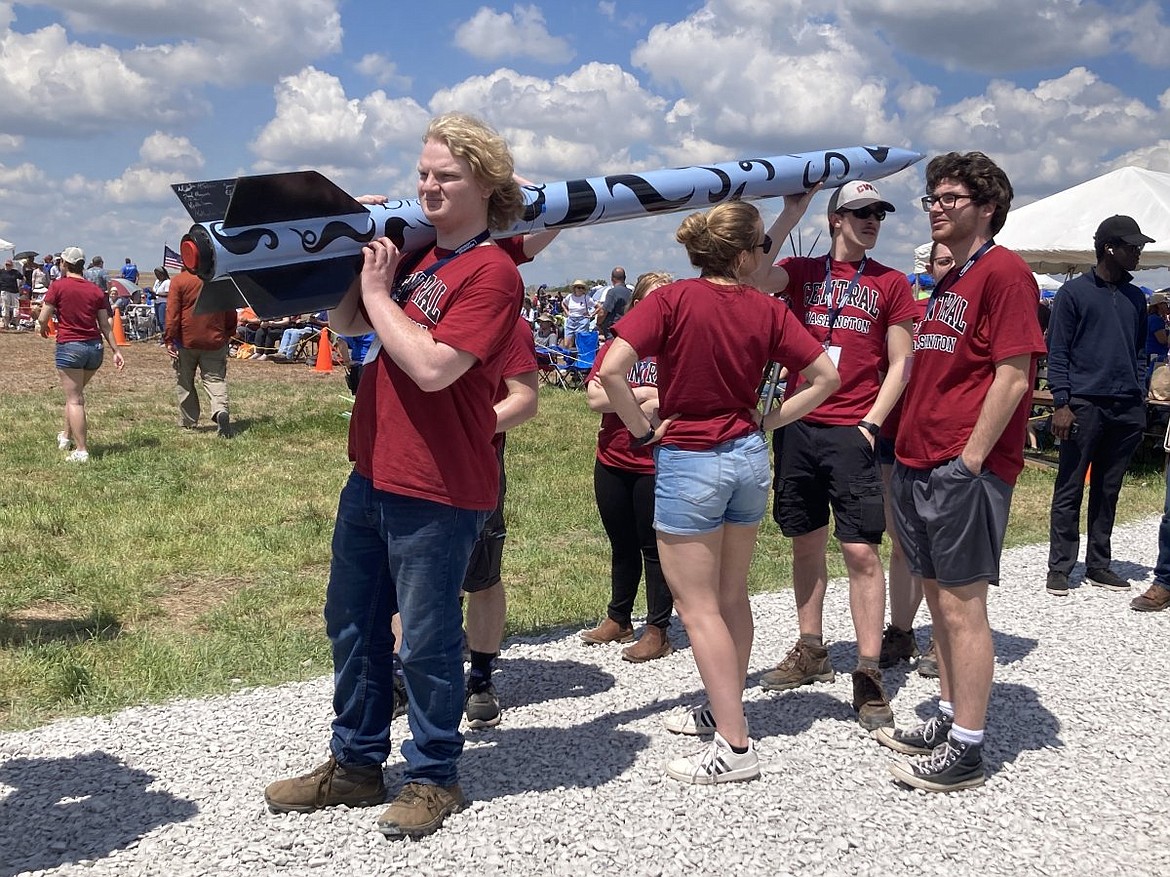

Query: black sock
(468, 650), (496, 691)
(729, 743), (749, 754)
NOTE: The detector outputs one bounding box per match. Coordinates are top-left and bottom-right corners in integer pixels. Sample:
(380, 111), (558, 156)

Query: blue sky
(1, 0), (1168, 288)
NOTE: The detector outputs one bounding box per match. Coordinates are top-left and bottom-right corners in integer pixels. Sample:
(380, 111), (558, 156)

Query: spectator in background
(562, 280), (592, 350)
(0, 258), (22, 330)
(36, 246), (125, 462)
(21, 257), (35, 288)
(1045, 215), (1152, 596)
(152, 267), (171, 345)
(165, 266), (237, 438)
(32, 261), (48, 291)
(83, 256), (109, 296)
(1144, 290), (1169, 382)
(272, 312), (328, 362)
(121, 257), (139, 284)
(533, 312), (559, 348)
(593, 266), (633, 339)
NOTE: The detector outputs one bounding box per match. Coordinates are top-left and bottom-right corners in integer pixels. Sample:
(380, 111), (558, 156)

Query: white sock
(938, 700), (955, 718)
(949, 723), (984, 746)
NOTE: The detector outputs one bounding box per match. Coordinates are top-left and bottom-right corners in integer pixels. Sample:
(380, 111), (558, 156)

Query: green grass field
(0, 331), (1164, 729)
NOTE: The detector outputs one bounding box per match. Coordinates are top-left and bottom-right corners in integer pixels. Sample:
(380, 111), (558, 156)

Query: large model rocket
(172, 145), (922, 318)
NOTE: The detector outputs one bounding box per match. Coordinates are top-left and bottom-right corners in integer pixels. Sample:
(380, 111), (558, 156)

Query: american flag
(163, 245), (184, 273)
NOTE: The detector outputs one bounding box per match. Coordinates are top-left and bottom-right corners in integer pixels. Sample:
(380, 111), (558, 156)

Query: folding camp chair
(536, 344), (575, 389)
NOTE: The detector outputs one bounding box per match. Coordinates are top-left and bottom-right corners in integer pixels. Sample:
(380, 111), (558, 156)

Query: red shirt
(587, 341), (657, 474)
(895, 245), (1046, 485)
(349, 243), (523, 510)
(779, 255), (918, 425)
(45, 276), (108, 343)
(493, 316), (539, 450)
(614, 278), (823, 450)
(879, 294), (931, 441)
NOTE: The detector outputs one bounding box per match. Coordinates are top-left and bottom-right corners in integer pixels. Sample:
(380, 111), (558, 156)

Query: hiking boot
(377, 782), (467, 839)
(665, 732), (759, 785)
(1045, 570), (1069, 596)
(465, 682), (501, 729)
(264, 757), (386, 814)
(621, 625), (673, 662)
(879, 624), (920, 668)
(1086, 567), (1130, 591)
(1131, 583), (1170, 612)
(917, 639), (940, 678)
(889, 737), (985, 792)
(391, 673), (408, 721)
(873, 713), (953, 755)
(759, 639), (834, 691)
(214, 409), (233, 438)
(851, 667), (894, 731)
(579, 617), (634, 645)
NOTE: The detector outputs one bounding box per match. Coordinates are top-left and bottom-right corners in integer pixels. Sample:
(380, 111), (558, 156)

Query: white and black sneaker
(889, 736), (985, 792)
(662, 704), (717, 736)
(666, 731), (759, 785)
(873, 713), (953, 755)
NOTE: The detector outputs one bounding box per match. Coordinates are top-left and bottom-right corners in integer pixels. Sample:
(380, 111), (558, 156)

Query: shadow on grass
(0, 751), (198, 877)
(0, 611), (122, 647)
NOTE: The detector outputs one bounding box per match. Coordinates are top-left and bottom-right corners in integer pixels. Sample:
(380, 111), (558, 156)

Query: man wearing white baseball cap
(754, 179), (917, 732)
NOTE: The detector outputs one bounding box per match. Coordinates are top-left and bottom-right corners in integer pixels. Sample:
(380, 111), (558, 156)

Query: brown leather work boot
(621, 625), (674, 662)
(264, 757), (386, 814)
(759, 639), (834, 691)
(377, 782), (467, 839)
(579, 617), (635, 645)
(852, 667), (894, 731)
(1131, 583), (1170, 612)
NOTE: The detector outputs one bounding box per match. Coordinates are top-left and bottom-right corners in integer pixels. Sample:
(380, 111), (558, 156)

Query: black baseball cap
(1094, 215), (1155, 245)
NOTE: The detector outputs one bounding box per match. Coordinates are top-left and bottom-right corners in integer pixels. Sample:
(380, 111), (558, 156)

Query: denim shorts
(653, 432), (771, 536)
(55, 339), (104, 370)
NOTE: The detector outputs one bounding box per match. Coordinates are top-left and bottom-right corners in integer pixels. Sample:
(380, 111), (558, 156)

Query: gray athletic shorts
(890, 458), (1012, 588)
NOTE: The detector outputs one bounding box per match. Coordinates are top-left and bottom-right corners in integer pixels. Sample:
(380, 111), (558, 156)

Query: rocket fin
(172, 178), (236, 224)
(222, 171), (365, 230)
(194, 278), (248, 315)
(227, 255), (361, 320)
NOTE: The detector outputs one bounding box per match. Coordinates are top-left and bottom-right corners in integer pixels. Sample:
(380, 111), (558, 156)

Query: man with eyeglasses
(755, 179), (917, 734)
(874, 152), (1046, 792)
(1044, 215), (1154, 598)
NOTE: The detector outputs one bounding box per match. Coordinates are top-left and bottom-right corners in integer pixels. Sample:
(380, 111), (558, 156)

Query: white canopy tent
(0, 237), (13, 254)
(997, 166), (1170, 274)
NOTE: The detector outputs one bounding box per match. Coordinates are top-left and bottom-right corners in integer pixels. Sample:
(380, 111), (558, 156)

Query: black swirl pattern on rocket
(863, 147), (891, 162)
(802, 151), (852, 188)
(521, 185), (547, 224)
(546, 179), (598, 228)
(604, 175), (693, 215)
(294, 218), (375, 254)
(210, 223), (278, 255)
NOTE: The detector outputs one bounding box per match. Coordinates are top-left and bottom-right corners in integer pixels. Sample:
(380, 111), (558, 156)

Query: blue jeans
(326, 470), (485, 785)
(653, 432), (771, 535)
(1153, 463), (1170, 589)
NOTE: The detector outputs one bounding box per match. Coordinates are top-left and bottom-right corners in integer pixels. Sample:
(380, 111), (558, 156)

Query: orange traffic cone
(112, 307), (130, 346)
(314, 327), (333, 373)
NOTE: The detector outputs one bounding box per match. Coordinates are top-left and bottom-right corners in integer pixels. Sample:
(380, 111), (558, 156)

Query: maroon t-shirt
(779, 255), (918, 425)
(614, 277), (823, 450)
(493, 315), (539, 451)
(895, 245), (1046, 485)
(587, 341), (657, 474)
(45, 276), (108, 343)
(349, 243), (523, 510)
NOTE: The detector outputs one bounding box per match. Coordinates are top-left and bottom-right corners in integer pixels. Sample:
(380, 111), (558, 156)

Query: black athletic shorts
(772, 420), (885, 544)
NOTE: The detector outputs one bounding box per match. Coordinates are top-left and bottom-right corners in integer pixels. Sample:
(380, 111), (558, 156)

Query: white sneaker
(57, 431), (72, 451)
(663, 704), (717, 736)
(64, 449), (89, 463)
(666, 731), (760, 785)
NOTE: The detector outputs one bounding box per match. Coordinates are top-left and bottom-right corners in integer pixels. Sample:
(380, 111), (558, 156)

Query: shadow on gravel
(492, 657), (615, 710)
(746, 690), (856, 737)
(0, 751), (197, 877)
(993, 628), (1040, 665)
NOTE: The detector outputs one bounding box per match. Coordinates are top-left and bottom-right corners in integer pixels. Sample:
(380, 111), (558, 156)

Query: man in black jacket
(1045, 215), (1154, 596)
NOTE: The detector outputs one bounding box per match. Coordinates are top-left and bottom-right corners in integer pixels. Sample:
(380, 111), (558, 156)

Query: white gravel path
(1, 517), (1168, 877)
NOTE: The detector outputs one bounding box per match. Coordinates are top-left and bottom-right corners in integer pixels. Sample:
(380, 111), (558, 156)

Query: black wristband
(858, 420), (880, 438)
(630, 426), (656, 447)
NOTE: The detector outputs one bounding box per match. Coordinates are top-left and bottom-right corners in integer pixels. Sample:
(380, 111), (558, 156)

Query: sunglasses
(755, 234), (773, 252)
(843, 206), (886, 222)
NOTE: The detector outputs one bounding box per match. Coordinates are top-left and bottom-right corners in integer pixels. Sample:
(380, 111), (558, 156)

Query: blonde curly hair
(424, 113), (524, 232)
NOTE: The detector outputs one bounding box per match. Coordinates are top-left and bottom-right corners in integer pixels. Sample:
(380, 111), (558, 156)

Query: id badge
(824, 344), (842, 368)
(902, 353), (914, 383)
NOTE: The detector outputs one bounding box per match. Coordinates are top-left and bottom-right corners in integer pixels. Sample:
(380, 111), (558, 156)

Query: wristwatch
(858, 420), (880, 438)
(630, 426), (656, 447)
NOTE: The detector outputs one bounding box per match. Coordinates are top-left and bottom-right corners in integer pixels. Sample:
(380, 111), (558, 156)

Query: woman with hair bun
(598, 198), (839, 785)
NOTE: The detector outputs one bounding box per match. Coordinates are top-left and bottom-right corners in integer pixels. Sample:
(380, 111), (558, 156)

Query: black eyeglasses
(921, 193), (975, 211)
(755, 234), (773, 252)
(1112, 241), (1145, 253)
(843, 207), (886, 222)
